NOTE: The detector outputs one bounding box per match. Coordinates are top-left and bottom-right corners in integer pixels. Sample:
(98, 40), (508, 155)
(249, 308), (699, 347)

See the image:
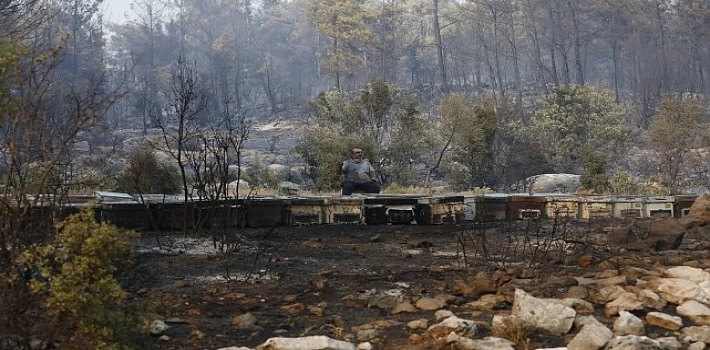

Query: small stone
(172, 280), (187, 288)
(638, 289), (667, 310)
(613, 310), (645, 336)
(656, 336), (682, 350)
(415, 297), (445, 311)
(158, 335), (170, 341)
(606, 335), (664, 350)
(589, 285), (626, 304)
(309, 306), (324, 317)
(567, 315), (613, 350)
(224, 292), (246, 300)
(407, 319), (429, 330)
(598, 275), (628, 286)
(605, 292), (644, 317)
(281, 303), (305, 314)
(565, 286), (589, 299)
(409, 334), (422, 343)
(356, 329), (380, 342)
(646, 312), (683, 331)
(283, 294), (298, 302)
(369, 234), (382, 242)
(232, 313), (258, 329)
(425, 316), (479, 338)
(467, 294), (505, 310)
(150, 320), (170, 336)
(434, 293), (458, 305)
(392, 301), (417, 314)
(688, 342), (707, 350)
(434, 309), (454, 322)
(190, 329), (205, 340)
(316, 279), (329, 291)
(683, 326), (710, 343)
(357, 342), (373, 350)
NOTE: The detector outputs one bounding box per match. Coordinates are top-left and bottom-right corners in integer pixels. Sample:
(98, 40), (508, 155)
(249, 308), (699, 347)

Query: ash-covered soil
(123, 220), (710, 350)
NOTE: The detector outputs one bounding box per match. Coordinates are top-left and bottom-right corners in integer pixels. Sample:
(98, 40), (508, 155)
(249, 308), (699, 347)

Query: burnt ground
(122, 221), (708, 350)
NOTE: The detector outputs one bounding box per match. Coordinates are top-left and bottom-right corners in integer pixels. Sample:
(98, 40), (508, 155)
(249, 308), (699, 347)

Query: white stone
(356, 342), (372, 350)
(512, 289), (576, 336)
(688, 342), (707, 350)
(150, 320), (170, 336)
(434, 309), (454, 322)
(678, 300), (710, 326)
(256, 336), (357, 350)
(567, 316), (613, 350)
(605, 335), (664, 350)
(665, 266), (710, 283)
(655, 278), (710, 305)
(445, 333), (515, 350)
(406, 319), (429, 330)
(425, 316), (479, 337)
(655, 337), (682, 350)
(682, 326), (710, 343)
(613, 311), (645, 336)
(218, 347), (254, 350)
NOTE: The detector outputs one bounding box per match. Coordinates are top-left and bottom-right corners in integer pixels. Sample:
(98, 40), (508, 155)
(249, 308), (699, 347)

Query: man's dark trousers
(342, 180), (381, 195)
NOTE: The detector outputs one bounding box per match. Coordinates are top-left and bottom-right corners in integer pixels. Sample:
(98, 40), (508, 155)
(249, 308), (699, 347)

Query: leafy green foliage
(450, 100), (498, 189)
(115, 146), (181, 195)
(384, 98), (434, 186)
(523, 86), (627, 173)
(648, 95), (706, 191)
(580, 149), (608, 193)
(22, 209), (141, 349)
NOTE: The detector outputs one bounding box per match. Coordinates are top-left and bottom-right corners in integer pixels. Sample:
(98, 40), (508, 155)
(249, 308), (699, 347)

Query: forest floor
(124, 220), (710, 350)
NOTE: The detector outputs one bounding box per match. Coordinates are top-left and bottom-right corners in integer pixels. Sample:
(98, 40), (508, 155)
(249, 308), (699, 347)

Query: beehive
(416, 196), (464, 224)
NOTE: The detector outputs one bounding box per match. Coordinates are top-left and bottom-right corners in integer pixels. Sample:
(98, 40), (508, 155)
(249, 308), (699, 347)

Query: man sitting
(338, 148), (381, 195)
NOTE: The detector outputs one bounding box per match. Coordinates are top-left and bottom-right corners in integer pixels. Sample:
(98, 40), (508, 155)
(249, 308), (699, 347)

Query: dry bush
(491, 316), (531, 345)
(456, 217), (590, 271)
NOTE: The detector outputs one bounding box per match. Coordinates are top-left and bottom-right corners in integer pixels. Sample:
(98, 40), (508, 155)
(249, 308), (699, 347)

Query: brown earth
(124, 221), (710, 350)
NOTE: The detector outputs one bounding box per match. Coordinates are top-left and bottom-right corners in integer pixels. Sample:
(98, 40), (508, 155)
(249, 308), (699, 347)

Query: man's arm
(337, 160), (346, 175)
(368, 163), (377, 181)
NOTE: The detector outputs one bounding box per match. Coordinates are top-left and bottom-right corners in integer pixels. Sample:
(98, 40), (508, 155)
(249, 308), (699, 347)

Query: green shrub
(22, 208), (141, 349)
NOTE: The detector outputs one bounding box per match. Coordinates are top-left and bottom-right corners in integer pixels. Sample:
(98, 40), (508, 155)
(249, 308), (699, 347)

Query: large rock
(613, 311), (645, 336)
(512, 289), (576, 336)
(677, 300), (710, 326)
(256, 336), (357, 350)
(688, 194), (710, 223)
(682, 326), (710, 343)
(526, 173), (581, 194)
(605, 335), (665, 350)
(665, 266), (710, 283)
(652, 278), (710, 305)
(566, 316), (613, 350)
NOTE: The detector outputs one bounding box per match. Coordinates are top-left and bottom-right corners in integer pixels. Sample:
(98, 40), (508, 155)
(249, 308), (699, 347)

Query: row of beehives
(86, 193), (701, 230)
(471, 194), (699, 222)
(90, 195), (467, 230)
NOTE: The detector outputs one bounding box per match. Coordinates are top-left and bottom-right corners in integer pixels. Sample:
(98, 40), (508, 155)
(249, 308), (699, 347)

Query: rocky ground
(126, 196), (710, 350)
